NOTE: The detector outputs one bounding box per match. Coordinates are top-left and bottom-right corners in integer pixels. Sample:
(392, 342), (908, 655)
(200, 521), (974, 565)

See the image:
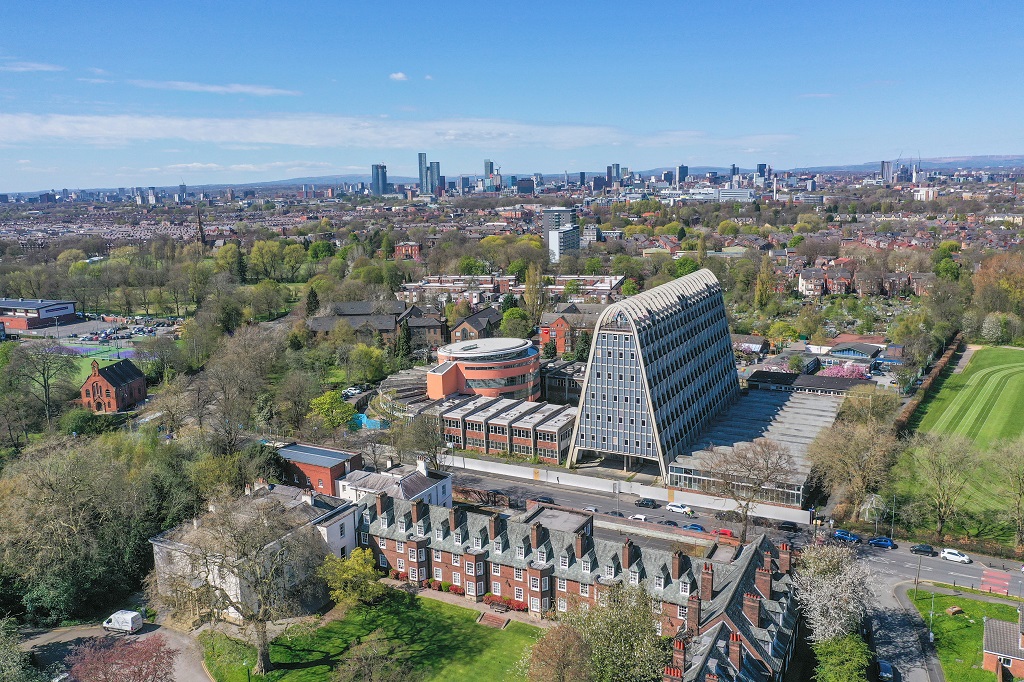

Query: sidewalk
(381, 578), (552, 629)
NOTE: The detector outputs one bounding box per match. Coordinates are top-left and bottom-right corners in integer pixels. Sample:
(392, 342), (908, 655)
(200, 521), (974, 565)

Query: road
(22, 622), (209, 681)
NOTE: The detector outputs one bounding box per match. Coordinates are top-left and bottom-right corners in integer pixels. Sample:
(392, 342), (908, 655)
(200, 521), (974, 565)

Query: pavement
(21, 622), (209, 681)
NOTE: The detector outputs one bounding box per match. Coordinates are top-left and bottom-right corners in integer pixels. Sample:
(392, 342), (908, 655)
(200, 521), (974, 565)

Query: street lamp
(890, 493), (896, 539)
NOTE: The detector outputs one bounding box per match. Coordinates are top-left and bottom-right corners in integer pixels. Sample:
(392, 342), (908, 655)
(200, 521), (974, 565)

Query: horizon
(1, 1), (1022, 192)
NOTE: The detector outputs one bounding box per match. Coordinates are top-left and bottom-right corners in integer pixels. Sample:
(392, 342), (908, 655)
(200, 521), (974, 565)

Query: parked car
(712, 528), (735, 538)
(658, 520), (679, 527)
(666, 502), (693, 515)
(910, 544), (936, 557)
(778, 521), (800, 533)
(832, 529), (862, 544)
(682, 523), (707, 533)
(530, 496), (555, 505)
(877, 659), (895, 681)
(103, 610), (143, 634)
(940, 548), (972, 564)
(582, 506), (598, 513)
(868, 536), (897, 549)
(628, 514), (649, 522)
(604, 510), (625, 518)
(634, 498), (658, 509)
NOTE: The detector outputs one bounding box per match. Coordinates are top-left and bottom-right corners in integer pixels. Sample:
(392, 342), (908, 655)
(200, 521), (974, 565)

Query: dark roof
(731, 334), (768, 347)
(984, 617), (1024, 660)
(329, 301), (407, 316)
(453, 307), (502, 331)
(278, 443), (360, 468)
(95, 359), (144, 387)
(0, 298), (76, 310)
(829, 342), (881, 357)
(746, 370), (874, 392)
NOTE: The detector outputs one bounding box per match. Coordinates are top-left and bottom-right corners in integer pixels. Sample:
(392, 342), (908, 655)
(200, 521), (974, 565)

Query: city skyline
(1, 1), (1022, 191)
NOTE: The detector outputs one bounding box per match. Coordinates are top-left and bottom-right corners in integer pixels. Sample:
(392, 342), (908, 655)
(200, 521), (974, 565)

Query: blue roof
(278, 443), (359, 468)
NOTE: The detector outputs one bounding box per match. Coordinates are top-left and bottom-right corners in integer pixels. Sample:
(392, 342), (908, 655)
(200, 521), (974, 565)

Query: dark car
(530, 496), (555, 505)
(634, 498), (659, 509)
(658, 519), (679, 527)
(604, 510), (625, 518)
(877, 659), (895, 681)
(778, 521), (800, 533)
(682, 523), (707, 533)
(868, 536), (898, 550)
(910, 544), (936, 557)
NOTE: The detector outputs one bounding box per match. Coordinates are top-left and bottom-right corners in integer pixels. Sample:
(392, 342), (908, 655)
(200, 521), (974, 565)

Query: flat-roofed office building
(568, 270), (739, 478)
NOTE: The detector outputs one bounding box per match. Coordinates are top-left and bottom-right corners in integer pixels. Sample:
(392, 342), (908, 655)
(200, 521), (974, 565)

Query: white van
(102, 610), (143, 634)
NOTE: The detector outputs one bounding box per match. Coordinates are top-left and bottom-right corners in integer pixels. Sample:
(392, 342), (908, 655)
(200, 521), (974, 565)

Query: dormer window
(655, 576), (665, 589)
(516, 545), (525, 559)
(582, 559), (592, 573)
(560, 554), (569, 569)
(537, 549), (547, 563)
(380, 514), (389, 529)
(398, 519), (407, 533)
(493, 538), (503, 553)
(604, 564), (615, 579)
(454, 530), (463, 544)
(434, 528), (443, 541)
(473, 537), (482, 550)
(416, 522), (425, 536)
(362, 511), (371, 524)
(680, 581), (690, 595)
(629, 569), (639, 585)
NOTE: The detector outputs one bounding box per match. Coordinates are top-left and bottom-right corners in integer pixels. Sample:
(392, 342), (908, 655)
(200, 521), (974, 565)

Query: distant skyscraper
(756, 163), (767, 178)
(612, 163), (621, 181)
(418, 153), (429, 191)
(675, 165), (688, 187)
(484, 159), (494, 177)
(730, 164), (739, 177)
(881, 160), (894, 184)
(606, 166), (613, 184)
(371, 164), (387, 196)
(429, 161), (440, 193)
(662, 171), (673, 184)
(579, 171), (586, 185)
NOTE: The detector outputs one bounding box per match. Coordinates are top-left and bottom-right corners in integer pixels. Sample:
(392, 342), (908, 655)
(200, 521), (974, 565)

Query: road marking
(949, 572), (976, 579)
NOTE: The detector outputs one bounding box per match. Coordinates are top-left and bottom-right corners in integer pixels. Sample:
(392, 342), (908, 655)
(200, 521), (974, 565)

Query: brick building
(983, 610), (1024, 679)
(0, 298), (79, 330)
(80, 359), (147, 413)
(277, 443), (363, 496)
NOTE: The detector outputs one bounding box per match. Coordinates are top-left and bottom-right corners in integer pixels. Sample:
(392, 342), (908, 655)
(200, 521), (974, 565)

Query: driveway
(21, 622), (209, 682)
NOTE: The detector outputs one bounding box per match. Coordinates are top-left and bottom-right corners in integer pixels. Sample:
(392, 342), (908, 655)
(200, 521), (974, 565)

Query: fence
(893, 332), (964, 436)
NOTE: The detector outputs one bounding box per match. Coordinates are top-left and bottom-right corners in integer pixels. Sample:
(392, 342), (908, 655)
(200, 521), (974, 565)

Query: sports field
(916, 347), (1024, 447)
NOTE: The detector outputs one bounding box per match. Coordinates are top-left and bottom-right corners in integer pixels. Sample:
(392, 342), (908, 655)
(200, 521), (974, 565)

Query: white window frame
(557, 578), (566, 592)
(515, 586), (524, 601)
(434, 567), (443, 581)
(655, 576), (665, 589)
(580, 583), (589, 597)
(454, 530), (463, 544)
(452, 572), (461, 586)
(408, 547), (416, 560)
(360, 532), (368, 545)
(560, 555), (569, 569)
(434, 528), (443, 541)
(492, 582), (501, 596)
(433, 549), (442, 561)
(473, 537), (482, 550)
(397, 558), (405, 571)
(530, 576), (540, 590)
(492, 563), (501, 576)
(467, 581), (476, 596)
(677, 604), (687, 618)
(409, 568), (418, 581)
(516, 546), (525, 559)
(396, 541), (405, 553)
(582, 559), (591, 573)
(515, 568), (523, 581)
(530, 597), (540, 612)
(466, 561), (476, 576)
(378, 537), (386, 549)
(605, 565), (615, 579)
(537, 549), (547, 563)
(630, 569), (639, 585)
(398, 519), (407, 533)
(452, 553), (461, 566)
(557, 597), (567, 612)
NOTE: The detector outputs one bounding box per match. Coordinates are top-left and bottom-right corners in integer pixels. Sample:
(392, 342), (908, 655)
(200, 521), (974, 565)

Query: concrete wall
(447, 455), (811, 524)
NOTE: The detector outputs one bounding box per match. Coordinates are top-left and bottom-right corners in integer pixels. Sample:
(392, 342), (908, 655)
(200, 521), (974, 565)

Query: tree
(909, 433), (973, 534)
(305, 287), (321, 318)
(309, 390), (357, 430)
(150, 493), (326, 675)
(812, 634), (871, 682)
(67, 634), (178, 682)
(838, 384), (900, 424)
(523, 263), (546, 324)
(332, 628), (415, 682)
(500, 307), (534, 339)
(673, 257), (699, 278)
(696, 232), (707, 266)
(991, 436), (1024, 547)
(500, 292), (519, 313)
(793, 544), (870, 643)
(527, 623), (595, 682)
(0, 617), (44, 682)
(283, 243), (308, 281)
(319, 548), (388, 607)
(700, 439), (795, 542)
(753, 254), (775, 310)
(787, 355), (805, 373)
(621, 279), (639, 296)
(11, 340), (77, 429)
(250, 279), (284, 320)
(395, 320), (412, 363)
(575, 330), (593, 360)
(398, 415), (449, 470)
(808, 422), (899, 519)
(542, 340), (558, 358)
(248, 240), (285, 280)
(559, 584), (668, 682)
(347, 344), (387, 384)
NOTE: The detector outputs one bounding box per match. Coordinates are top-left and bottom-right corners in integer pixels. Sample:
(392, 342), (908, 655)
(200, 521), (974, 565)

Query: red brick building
(277, 442), (363, 496)
(394, 242), (422, 262)
(80, 359), (147, 413)
(983, 609), (1024, 679)
(0, 298), (79, 330)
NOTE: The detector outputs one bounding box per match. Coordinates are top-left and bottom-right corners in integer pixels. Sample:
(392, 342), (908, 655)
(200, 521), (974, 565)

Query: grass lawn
(916, 347), (1024, 447)
(908, 590), (1018, 682)
(202, 592), (540, 682)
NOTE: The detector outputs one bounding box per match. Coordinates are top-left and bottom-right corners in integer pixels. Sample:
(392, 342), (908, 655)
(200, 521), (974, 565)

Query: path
(381, 578), (552, 629)
(952, 345), (980, 373)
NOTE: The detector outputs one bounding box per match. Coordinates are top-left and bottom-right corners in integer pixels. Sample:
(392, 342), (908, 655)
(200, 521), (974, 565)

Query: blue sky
(1, 1), (1022, 192)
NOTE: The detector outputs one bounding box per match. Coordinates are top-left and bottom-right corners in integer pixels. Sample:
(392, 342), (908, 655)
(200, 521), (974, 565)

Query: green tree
(319, 548), (388, 607)
(753, 254), (775, 310)
(308, 390), (357, 430)
(305, 287), (321, 318)
(523, 263), (546, 324)
(395, 320), (412, 362)
(500, 293), (519, 313)
(248, 240), (285, 280)
(0, 617), (44, 682)
(500, 308), (533, 339)
(282, 243), (308, 281)
(696, 232), (707, 265)
(542, 340), (558, 358)
(563, 279), (583, 296)
(250, 279), (284, 320)
(348, 344), (387, 384)
(621, 279), (640, 296)
(673, 257), (699, 278)
(308, 240), (335, 262)
(528, 623), (595, 682)
(812, 634), (870, 682)
(788, 355), (805, 373)
(584, 257), (604, 276)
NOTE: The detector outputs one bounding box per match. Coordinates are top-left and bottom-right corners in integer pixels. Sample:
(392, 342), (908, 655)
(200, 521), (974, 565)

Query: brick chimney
(763, 550), (774, 571)
(686, 593), (701, 634)
(743, 592), (761, 627)
(672, 551), (685, 580)
(701, 563), (714, 599)
(375, 491), (387, 516)
(662, 666), (683, 682)
(448, 506), (460, 532)
(530, 522), (542, 551)
(705, 674), (719, 682)
(410, 500), (423, 523)
(621, 538), (634, 571)
(755, 567), (772, 598)
(671, 638), (686, 667)
(728, 632), (742, 670)
(575, 531), (585, 559)
(489, 514), (500, 542)
(778, 543), (792, 574)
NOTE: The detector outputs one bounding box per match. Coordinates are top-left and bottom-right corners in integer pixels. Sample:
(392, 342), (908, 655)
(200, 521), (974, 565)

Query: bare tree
(911, 433), (972, 535)
(808, 421), (900, 520)
(149, 492), (326, 675)
(990, 436), (1024, 547)
(398, 414), (450, 471)
(793, 544), (870, 643)
(12, 340), (77, 429)
(700, 439), (795, 542)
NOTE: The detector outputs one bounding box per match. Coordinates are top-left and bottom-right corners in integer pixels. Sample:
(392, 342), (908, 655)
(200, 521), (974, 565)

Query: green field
(916, 347), (1024, 447)
(201, 593), (540, 682)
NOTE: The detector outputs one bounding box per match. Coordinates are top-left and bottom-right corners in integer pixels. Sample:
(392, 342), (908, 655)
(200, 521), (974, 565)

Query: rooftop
(437, 337), (533, 360)
(277, 442), (360, 469)
(0, 298), (76, 310)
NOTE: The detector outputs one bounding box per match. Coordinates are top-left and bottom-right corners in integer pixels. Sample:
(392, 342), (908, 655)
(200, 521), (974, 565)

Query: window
(466, 581), (476, 596)
(452, 572), (461, 586)
(492, 582), (501, 596)
(452, 553), (460, 566)
(378, 537), (386, 549)
(516, 546), (525, 559)
(580, 583), (590, 597)
(466, 562), (476, 576)
(397, 558), (405, 570)
(604, 565), (615, 579)
(492, 563), (501, 576)
(416, 522), (425, 536)
(629, 569), (639, 585)
(360, 532), (368, 545)
(655, 621), (663, 636)
(530, 576), (540, 590)
(560, 555), (569, 569)
(677, 604), (687, 618)
(655, 576), (665, 589)
(582, 559), (591, 573)
(454, 530), (463, 544)
(409, 568), (418, 581)
(473, 537), (482, 550)
(515, 587), (524, 601)
(537, 549), (547, 563)
(653, 601), (663, 614)
(542, 577), (549, 590)
(557, 578), (566, 592)
(434, 567), (443, 581)
(433, 549), (442, 561)
(396, 541), (405, 553)
(379, 555), (388, 568)
(408, 547), (416, 560)
(557, 597), (567, 612)
(397, 519), (406, 532)
(514, 568), (524, 581)
(434, 528), (443, 541)
(531, 597), (540, 612)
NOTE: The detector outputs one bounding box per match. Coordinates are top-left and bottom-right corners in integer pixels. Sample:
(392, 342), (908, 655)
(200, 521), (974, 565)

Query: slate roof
(344, 469), (442, 500)
(829, 342), (881, 357)
(983, 617), (1024, 659)
(278, 443), (360, 469)
(329, 301), (408, 316)
(96, 359), (144, 387)
(452, 307), (502, 331)
(683, 621), (771, 682)
(0, 298), (76, 310)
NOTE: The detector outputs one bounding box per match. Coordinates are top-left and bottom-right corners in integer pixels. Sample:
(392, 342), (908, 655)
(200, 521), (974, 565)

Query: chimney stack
(755, 567), (772, 598)
(686, 593), (701, 634)
(416, 458), (428, 476)
(575, 531), (585, 559)
(763, 550), (774, 571)
(705, 674), (719, 682)
(411, 500), (423, 523)
(662, 666), (683, 682)
(301, 489), (315, 506)
(701, 563), (714, 599)
(622, 538), (634, 571)
(489, 514), (500, 542)
(671, 551), (685, 580)
(671, 638), (686, 668)
(375, 491), (387, 517)
(728, 632), (742, 670)
(449, 506), (460, 532)
(779, 543), (792, 574)
(530, 522), (542, 551)
(743, 593), (761, 627)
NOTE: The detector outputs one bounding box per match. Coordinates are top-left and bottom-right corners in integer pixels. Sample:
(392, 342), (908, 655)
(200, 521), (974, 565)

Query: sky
(1, 1), (1022, 192)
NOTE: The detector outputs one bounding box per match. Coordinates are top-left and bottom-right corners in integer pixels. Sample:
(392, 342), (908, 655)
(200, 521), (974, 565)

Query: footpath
(381, 578), (553, 629)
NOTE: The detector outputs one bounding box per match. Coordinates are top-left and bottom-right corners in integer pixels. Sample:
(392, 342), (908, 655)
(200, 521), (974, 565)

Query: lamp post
(929, 591), (935, 643)
(890, 493), (896, 539)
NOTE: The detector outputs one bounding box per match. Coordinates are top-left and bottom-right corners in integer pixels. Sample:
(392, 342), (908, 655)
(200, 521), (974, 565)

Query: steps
(478, 612), (510, 629)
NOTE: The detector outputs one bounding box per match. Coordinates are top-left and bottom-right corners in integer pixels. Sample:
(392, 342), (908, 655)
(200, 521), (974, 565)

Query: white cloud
(0, 61), (64, 72)
(78, 77), (112, 84)
(799, 93), (836, 99)
(127, 80), (300, 96)
(424, 74), (433, 81)
(388, 72), (408, 81)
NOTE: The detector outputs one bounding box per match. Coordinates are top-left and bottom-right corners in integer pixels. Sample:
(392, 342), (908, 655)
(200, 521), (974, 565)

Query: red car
(712, 528), (735, 538)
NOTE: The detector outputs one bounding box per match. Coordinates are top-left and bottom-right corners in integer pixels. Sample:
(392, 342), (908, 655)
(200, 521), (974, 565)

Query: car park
(868, 536), (897, 549)
(682, 523), (707, 533)
(634, 498), (658, 509)
(910, 544), (936, 556)
(666, 502), (693, 515)
(832, 529), (862, 544)
(712, 528), (735, 538)
(628, 514), (649, 522)
(940, 548), (972, 564)
(778, 521), (799, 533)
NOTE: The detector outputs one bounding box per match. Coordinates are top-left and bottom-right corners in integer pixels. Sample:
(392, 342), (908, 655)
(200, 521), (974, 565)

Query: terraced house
(357, 493), (798, 680)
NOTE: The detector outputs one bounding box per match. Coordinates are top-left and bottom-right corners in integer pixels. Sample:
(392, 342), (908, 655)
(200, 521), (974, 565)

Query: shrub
(389, 569), (399, 580)
(441, 581), (452, 592)
(430, 580), (441, 591)
(508, 599), (529, 612)
(397, 572), (408, 582)
(448, 585), (465, 595)
(59, 408), (115, 436)
(420, 579), (431, 589)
